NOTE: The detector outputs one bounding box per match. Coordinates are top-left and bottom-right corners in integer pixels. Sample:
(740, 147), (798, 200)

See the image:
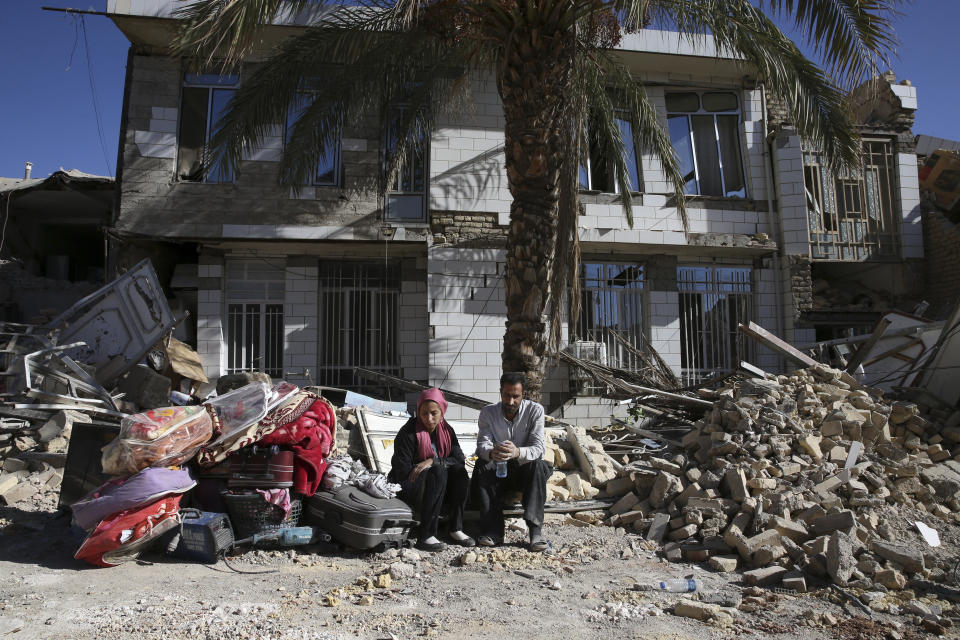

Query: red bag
(74, 495), (182, 567)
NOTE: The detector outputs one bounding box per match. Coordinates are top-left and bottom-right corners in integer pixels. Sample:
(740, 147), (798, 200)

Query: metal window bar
(225, 260), (285, 378)
(226, 302), (284, 378)
(803, 139), (900, 261)
(678, 266), (753, 386)
(572, 263), (645, 395)
(317, 262), (401, 393)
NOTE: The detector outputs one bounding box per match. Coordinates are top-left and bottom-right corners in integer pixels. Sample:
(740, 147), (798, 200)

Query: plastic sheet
(204, 383), (273, 447)
(101, 406), (213, 476)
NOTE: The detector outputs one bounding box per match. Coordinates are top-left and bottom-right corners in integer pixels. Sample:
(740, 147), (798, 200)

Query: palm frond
(579, 50), (689, 231)
(653, 0), (861, 170)
(760, 0), (903, 90)
(203, 15), (474, 190)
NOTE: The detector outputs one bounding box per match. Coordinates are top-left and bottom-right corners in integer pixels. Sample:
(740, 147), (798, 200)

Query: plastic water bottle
(496, 461), (508, 478)
(659, 578), (700, 592)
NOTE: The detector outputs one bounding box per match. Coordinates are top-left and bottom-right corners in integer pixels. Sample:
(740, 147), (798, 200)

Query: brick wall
(922, 206), (960, 311)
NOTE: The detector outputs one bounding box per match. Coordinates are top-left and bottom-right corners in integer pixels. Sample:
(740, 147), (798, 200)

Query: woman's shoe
(416, 539), (447, 552)
(449, 534), (476, 547)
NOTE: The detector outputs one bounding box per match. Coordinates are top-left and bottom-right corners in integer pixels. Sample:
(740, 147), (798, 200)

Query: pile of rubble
(545, 364), (960, 600)
(0, 409), (86, 510)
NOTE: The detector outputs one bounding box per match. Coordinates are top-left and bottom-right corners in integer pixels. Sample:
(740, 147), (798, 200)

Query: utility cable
(439, 270), (503, 388)
(78, 15), (113, 176)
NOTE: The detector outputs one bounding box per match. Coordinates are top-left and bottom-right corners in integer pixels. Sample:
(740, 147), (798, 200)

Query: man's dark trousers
(474, 458), (551, 541)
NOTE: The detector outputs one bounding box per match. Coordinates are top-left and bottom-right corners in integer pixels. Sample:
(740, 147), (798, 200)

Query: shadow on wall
(431, 144), (505, 212)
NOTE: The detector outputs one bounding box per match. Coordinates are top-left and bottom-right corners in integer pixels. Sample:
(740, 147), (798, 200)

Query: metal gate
(678, 266), (753, 385)
(225, 259), (285, 378)
(317, 261), (401, 391)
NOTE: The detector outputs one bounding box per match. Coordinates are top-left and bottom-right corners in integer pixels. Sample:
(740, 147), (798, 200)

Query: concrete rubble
(0, 409), (86, 509)
(540, 363), (960, 631)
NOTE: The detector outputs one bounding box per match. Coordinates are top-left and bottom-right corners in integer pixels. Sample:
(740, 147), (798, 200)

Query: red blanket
(256, 395), (336, 497)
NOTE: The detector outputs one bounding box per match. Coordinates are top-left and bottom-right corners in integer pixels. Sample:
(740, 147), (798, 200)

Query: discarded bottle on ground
(495, 461), (508, 478)
(659, 578), (700, 593)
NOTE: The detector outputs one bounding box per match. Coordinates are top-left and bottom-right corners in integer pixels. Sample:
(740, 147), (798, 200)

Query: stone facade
(430, 211), (507, 248)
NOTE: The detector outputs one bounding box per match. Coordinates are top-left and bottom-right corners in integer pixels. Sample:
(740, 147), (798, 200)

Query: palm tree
(174, 0), (901, 400)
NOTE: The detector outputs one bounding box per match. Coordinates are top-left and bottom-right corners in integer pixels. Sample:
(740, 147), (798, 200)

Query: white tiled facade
(109, 4), (924, 423)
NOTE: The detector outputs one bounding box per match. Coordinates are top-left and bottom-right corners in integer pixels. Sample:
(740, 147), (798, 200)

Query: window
(666, 91), (745, 197)
(384, 106), (427, 222)
(579, 113), (642, 193)
(285, 87), (342, 186)
(177, 73), (239, 183)
(225, 260), (285, 378)
(572, 263), (646, 394)
(677, 266), (753, 385)
(803, 139), (900, 260)
(317, 261), (401, 391)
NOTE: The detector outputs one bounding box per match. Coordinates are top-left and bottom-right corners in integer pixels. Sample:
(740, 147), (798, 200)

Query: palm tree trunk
(497, 22), (574, 402)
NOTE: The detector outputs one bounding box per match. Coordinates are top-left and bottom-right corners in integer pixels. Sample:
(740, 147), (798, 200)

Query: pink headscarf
(415, 388), (451, 461)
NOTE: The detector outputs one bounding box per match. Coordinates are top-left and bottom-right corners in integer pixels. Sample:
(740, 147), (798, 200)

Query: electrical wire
(439, 270), (503, 388)
(78, 15), (114, 176)
(0, 194), (10, 257)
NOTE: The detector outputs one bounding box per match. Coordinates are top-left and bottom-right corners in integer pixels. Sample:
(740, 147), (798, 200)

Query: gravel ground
(1, 505), (954, 640)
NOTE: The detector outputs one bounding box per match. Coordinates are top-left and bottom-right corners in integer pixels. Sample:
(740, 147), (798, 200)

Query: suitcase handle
(385, 518), (419, 528)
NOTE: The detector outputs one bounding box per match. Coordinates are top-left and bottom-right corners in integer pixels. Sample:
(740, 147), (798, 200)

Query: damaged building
(0, 167), (114, 324)
(102, 1), (924, 422)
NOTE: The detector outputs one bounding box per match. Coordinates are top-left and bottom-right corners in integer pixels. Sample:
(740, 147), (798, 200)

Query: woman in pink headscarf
(388, 388), (473, 551)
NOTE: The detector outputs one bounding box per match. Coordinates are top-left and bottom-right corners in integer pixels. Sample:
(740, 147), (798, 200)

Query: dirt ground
(0, 505), (953, 640)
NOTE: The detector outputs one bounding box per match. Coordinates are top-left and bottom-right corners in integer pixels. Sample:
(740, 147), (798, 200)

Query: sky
(1, 0), (959, 180)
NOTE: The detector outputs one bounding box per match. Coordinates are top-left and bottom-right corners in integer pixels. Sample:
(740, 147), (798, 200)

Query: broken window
(177, 73), (238, 183)
(572, 262), (645, 395)
(678, 265), (753, 385)
(384, 106), (427, 222)
(666, 91), (746, 197)
(578, 112), (642, 193)
(225, 259), (285, 378)
(285, 86), (342, 186)
(803, 139), (899, 260)
(317, 261), (401, 391)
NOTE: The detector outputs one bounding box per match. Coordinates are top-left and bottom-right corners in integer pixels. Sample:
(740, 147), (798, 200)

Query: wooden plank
(738, 322), (820, 368)
(845, 317), (893, 373)
(622, 384), (714, 409)
(354, 367), (489, 411)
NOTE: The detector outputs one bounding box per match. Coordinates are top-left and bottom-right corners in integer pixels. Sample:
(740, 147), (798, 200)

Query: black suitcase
(305, 485), (418, 551)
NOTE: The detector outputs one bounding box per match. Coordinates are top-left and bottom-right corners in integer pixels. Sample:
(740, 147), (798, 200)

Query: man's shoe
(476, 535), (497, 547)
(528, 536), (550, 553)
(416, 539), (447, 552)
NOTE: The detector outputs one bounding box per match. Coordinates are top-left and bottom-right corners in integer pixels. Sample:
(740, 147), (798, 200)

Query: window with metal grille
(803, 139), (900, 261)
(571, 263), (645, 394)
(177, 72), (238, 183)
(678, 266), (753, 385)
(225, 260), (285, 378)
(665, 91), (746, 197)
(317, 261), (401, 392)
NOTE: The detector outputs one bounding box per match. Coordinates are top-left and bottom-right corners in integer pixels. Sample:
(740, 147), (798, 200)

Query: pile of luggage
(68, 381), (417, 567)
